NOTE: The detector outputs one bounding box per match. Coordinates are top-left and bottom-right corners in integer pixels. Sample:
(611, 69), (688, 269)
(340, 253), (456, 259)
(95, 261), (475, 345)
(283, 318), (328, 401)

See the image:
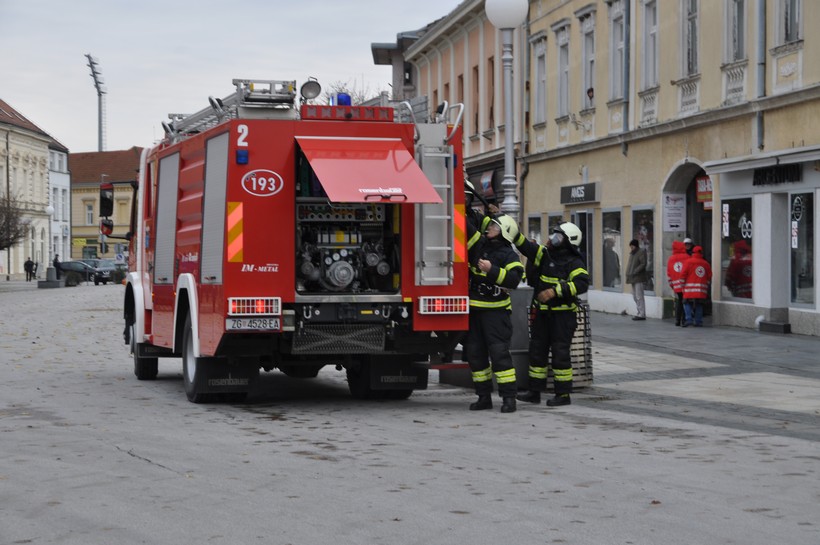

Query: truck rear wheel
(182, 316), (212, 403)
(131, 323), (158, 380)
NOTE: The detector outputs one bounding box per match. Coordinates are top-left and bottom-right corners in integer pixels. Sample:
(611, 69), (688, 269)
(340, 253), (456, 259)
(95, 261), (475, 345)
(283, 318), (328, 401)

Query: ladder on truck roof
(162, 79), (296, 141)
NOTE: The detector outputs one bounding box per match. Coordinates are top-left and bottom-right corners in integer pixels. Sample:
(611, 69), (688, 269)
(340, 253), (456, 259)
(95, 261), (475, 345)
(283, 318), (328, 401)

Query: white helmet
(495, 215), (519, 244)
(555, 222), (582, 247)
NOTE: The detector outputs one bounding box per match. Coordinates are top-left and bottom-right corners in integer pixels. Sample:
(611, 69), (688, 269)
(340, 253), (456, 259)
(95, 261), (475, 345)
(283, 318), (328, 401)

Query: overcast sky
(1, 0), (462, 153)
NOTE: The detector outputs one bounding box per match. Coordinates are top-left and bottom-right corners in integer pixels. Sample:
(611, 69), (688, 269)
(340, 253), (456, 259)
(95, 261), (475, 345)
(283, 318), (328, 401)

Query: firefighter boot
(546, 394), (571, 407)
(500, 397), (516, 413)
(516, 390), (541, 404)
(469, 394), (493, 411)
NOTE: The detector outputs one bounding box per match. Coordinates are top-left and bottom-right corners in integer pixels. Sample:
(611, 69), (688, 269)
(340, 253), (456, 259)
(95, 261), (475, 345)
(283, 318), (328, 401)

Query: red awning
(295, 136), (442, 204)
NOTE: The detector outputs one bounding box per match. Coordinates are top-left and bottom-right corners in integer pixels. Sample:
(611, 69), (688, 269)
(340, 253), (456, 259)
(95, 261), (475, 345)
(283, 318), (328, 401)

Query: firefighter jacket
(514, 234), (589, 312)
(466, 211), (524, 310)
(666, 240), (688, 294)
(682, 246), (712, 299)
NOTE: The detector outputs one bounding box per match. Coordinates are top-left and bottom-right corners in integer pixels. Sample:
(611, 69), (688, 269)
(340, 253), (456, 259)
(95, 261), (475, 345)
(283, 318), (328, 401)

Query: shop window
(527, 214), (542, 245)
(720, 198), (752, 299)
(790, 193), (814, 305)
(632, 209), (655, 292)
(602, 211), (622, 289)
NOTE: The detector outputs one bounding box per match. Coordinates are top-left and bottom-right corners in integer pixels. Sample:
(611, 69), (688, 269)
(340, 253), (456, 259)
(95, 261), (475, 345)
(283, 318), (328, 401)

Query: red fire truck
(100, 78), (469, 403)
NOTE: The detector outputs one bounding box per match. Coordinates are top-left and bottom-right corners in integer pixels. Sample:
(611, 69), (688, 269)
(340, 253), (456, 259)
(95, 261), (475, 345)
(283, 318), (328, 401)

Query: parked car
(59, 260), (100, 283)
(80, 258), (118, 285)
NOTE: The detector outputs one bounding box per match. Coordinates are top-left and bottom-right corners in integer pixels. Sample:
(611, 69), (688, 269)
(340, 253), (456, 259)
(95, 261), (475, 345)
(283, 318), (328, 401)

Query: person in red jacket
(681, 245), (712, 327)
(724, 239), (752, 298)
(666, 240), (688, 326)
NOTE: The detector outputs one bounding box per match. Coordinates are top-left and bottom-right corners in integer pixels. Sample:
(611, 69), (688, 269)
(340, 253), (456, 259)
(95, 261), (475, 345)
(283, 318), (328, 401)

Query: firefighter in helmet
(464, 209), (524, 413)
(514, 221), (589, 407)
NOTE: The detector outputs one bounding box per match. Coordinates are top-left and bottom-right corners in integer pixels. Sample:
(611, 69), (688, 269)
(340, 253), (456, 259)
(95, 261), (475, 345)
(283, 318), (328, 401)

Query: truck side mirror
(100, 182), (114, 217)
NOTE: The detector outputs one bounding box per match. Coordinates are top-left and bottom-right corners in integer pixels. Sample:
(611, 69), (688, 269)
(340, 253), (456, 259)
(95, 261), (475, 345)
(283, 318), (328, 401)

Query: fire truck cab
(102, 78), (470, 403)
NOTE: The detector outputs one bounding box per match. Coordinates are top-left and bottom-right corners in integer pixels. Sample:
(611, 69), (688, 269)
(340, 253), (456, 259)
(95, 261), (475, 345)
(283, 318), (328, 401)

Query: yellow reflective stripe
(528, 366), (548, 380)
(540, 275), (560, 283)
(514, 233), (526, 246)
(227, 202), (244, 263)
(496, 268), (507, 284)
(537, 303), (577, 311)
(555, 283), (563, 297)
(534, 246), (545, 266)
(495, 368), (516, 384)
(568, 267), (587, 280)
(470, 299), (512, 309)
(472, 367), (493, 383)
(553, 368), (573, 382)
(505, 262), (524, 271)
(467, 231), (481, 250)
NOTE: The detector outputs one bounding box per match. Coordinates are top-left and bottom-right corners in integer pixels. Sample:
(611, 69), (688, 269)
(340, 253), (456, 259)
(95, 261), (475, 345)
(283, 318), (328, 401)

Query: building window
(534, 40), (547, 124)
(487, 56), (495, 129)
(602, 211), (622, 289)
(642, 0), (659, 88)
(556, 26), (570, 117)
(721, 198), (752, 300)
(726, 0), (746, 61)
(609, 2), (625, 100)
(632, 208), (655, 292)
(683, 0), (699, 77)
(781, 0), (801, 44)
(581, 17), (595, 109)
(85, 202), (94, 226)
(790, 193), (813, 305)
(62, 189), (69, 220)
(472, 65), (480, 134)
(528, 214), (542, 245)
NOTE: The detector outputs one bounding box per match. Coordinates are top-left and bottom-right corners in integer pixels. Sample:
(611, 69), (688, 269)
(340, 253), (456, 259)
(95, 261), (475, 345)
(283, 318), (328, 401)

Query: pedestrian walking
(514, 222), (589, 407)
(682, 245), (712, 327)
(464, 212), (524, 413)
(666, 240), (688, 325)
(53, 254), (61, 280)
(625, 239), (648, 320)
(24, 258), (34, 281)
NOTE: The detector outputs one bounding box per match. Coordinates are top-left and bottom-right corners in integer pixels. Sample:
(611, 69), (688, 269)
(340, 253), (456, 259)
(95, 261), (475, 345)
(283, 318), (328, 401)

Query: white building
(48, 141), (71, 266)
(0, 99), (54, 280)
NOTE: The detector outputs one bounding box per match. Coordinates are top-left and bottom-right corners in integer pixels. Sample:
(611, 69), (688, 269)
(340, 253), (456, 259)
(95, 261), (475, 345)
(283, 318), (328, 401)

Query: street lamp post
(485, 0), (528, 224)
(85, 54), (107, 152)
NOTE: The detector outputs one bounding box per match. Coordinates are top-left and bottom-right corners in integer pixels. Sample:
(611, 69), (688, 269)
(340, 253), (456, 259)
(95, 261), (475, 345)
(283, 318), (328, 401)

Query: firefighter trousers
(526, 309), (577, 396)
(464, 309), (517, 398)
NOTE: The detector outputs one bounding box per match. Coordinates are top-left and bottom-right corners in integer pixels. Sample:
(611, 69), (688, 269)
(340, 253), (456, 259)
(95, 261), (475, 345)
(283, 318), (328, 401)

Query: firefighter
(465, 212), (524, 413)
(514, 222), (589, 407)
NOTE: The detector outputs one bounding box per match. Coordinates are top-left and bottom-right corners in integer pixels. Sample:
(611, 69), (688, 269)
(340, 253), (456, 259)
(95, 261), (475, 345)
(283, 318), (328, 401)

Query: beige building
(0, 99), (54, 280)
(68, 147), (142, 262)
(376, 0), (820, 334)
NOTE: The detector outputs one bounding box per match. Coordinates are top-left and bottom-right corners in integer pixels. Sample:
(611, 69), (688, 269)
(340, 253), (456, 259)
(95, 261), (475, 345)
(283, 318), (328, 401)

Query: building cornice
(524, 84), (820, 164)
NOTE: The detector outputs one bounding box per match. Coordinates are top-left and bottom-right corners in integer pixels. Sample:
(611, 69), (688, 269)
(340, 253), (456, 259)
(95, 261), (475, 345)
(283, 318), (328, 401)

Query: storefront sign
(663, 193), (686, 232)
(560, 182), (597, 204)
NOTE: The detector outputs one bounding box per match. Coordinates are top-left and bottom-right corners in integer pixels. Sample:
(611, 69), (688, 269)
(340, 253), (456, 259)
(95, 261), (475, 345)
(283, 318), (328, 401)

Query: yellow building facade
(384, 0), (820, 333)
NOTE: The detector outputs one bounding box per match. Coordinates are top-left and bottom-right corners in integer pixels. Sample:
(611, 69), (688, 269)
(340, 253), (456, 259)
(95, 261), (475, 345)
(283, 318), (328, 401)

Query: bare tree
(0, 194), (28, 253)
(319, 80), (383, 105)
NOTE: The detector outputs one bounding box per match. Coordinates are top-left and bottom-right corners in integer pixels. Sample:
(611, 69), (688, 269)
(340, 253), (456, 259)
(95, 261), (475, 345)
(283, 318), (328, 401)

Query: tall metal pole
(85, 54), (107, 152)
(499, 28), (519, 223)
